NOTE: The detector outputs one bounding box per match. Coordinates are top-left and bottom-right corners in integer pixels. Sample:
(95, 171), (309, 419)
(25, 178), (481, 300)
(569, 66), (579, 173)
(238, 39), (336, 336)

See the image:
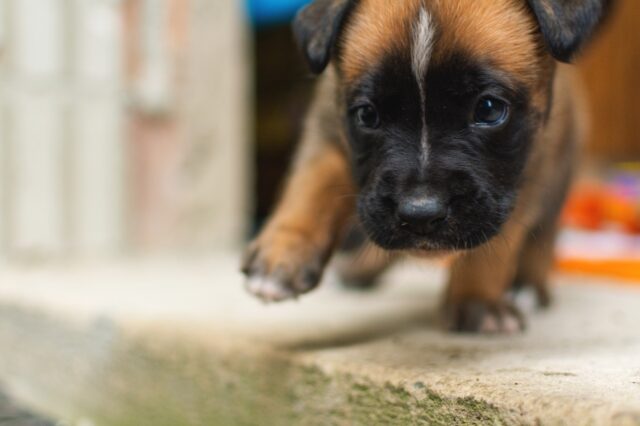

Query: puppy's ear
(527, 0), (615, 62)
(293, 0), (355, 74)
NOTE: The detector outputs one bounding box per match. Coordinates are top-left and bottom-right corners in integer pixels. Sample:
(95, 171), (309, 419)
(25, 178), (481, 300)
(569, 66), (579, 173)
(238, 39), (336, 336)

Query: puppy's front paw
(241, 230), (325, 303)
(444, 300), (525, 334)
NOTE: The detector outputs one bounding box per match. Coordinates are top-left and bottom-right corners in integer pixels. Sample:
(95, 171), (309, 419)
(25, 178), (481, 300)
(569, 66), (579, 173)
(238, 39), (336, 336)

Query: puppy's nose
(397, 195), (448, 235)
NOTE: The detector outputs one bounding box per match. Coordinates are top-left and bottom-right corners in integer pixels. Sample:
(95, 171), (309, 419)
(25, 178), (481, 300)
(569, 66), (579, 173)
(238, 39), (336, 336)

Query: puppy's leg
(335, 235), (398, 290)
(444, 222), (529, 334)
(512, 222), (559, 308)
(513, 149), (573, 308)
(242, 145), (355, 302)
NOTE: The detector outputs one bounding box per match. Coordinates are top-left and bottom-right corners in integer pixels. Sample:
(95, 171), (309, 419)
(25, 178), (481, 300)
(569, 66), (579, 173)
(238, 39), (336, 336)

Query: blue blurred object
(247, 0), (311, 26)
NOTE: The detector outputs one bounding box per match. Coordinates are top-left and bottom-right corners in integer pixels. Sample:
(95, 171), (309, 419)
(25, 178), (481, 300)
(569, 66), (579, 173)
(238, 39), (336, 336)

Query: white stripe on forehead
(412, 7), (435, 85)
(412, 7), (435, 168)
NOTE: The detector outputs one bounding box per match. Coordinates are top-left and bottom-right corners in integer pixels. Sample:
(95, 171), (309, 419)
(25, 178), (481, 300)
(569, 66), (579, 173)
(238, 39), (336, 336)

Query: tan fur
(429, 0), (541, 85)
(243, 140), (355, 297)
(242, 69), (355, 294)
(341, 0), (554, 110)
(340, 0), (421, 83)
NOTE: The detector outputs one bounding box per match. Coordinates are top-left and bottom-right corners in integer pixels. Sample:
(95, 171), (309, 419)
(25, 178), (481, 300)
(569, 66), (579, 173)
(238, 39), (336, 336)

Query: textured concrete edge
(0, 390), (55, 426)
(0, 303), (535, 426)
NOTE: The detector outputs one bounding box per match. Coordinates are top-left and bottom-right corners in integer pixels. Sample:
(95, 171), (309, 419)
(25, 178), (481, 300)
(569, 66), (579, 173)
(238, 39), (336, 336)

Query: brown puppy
(242, 0), (613, 333)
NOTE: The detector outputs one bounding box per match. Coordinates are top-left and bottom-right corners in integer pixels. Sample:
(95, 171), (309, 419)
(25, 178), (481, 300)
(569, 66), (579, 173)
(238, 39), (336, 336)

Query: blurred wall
(580, 0), (640, 161)
(0, 0), (251, 259)
(0, 0), (125, 258)
(127, 0), (251, 252)
(177, 0), (251, 251)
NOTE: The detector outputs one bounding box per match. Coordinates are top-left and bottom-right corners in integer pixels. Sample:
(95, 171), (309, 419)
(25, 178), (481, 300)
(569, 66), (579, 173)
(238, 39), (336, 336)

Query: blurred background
(0, 0), (638, 279)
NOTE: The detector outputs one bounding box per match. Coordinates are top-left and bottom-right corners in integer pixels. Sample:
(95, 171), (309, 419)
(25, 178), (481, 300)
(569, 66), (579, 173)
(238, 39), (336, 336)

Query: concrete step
(0, 390), (54, 426)
(0, 255), (638, 426)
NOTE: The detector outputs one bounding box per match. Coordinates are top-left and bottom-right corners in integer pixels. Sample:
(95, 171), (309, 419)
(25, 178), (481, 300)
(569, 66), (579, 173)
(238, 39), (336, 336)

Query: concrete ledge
(0, 390), (53, 426)
(0, 256), (639, 425)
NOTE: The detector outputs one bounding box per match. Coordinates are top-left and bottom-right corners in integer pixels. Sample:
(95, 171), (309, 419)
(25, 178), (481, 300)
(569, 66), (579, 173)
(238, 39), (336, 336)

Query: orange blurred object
(562, 184), (606, 230)
(562, 181), (640, 233)
(558, 169), (640, 284)
(557, 259), (640, 284)
(604, 195), (640, 233)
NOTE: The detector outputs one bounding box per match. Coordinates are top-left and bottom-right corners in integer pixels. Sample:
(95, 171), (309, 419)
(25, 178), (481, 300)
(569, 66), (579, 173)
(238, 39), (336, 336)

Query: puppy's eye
(473, 96), (509, 127)
(355, 104), (380, 129)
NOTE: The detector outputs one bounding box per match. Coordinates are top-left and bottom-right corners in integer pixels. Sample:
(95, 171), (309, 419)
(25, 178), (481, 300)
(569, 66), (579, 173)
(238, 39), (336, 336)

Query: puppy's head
(294, 0), (613, 251)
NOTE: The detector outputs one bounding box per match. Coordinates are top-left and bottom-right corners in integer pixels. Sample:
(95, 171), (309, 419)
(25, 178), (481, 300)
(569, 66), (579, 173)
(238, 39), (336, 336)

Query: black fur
(346, 53), (538, 251)
(526, 0), (614, 62)
(292, 0), (355, 74)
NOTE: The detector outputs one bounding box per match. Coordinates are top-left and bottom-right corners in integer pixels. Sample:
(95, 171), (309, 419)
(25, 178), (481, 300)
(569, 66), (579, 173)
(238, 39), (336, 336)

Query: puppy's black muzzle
(397, 193), (448, 236)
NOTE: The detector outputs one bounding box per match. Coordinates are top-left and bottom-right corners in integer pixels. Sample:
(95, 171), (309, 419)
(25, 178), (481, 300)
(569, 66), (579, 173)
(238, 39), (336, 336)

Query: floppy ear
(293, 0), (355, 74)
(526, 0), (614, 62)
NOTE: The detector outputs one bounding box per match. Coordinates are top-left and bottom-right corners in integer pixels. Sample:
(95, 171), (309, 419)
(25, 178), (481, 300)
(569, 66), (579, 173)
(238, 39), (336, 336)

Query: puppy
(242, 0), (613, 333)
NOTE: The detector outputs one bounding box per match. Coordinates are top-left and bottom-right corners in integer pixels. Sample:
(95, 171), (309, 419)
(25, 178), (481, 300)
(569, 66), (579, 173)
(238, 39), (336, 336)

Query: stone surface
(0, 390), (53, 426)
(0, 254), (638, 425)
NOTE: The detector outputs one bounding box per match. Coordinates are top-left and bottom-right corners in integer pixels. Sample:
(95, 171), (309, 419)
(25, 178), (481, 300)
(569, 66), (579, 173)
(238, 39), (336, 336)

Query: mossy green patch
(0, 307), (527, 426)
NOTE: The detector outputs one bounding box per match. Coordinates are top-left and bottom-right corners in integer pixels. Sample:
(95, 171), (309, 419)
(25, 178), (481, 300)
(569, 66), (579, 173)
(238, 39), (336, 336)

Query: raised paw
(444, 299), (526, 334)
(241, 230), (326, 303)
